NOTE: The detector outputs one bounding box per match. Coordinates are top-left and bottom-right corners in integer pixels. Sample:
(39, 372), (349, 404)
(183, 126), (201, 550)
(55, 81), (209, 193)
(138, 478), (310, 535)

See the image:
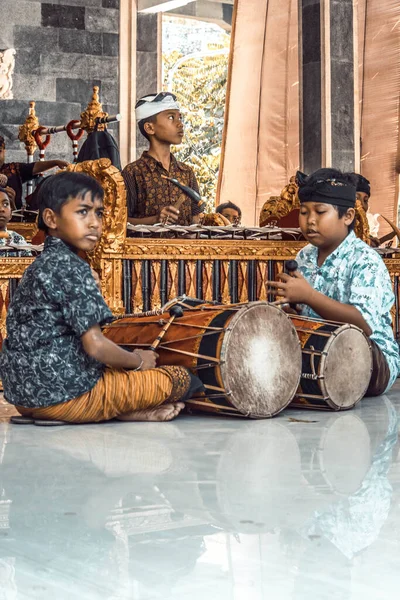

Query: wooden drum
(103, 302), (302, 418)
(289, 315), (373, 410)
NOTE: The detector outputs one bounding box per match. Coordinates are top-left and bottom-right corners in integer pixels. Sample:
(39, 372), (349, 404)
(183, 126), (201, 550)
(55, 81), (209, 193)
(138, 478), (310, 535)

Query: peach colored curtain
(217, 0), (299, 226)
(358, 0), (400, 234)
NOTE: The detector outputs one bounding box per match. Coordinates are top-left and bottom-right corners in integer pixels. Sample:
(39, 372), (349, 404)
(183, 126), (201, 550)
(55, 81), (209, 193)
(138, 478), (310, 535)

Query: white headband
(135, 94), (181, 122)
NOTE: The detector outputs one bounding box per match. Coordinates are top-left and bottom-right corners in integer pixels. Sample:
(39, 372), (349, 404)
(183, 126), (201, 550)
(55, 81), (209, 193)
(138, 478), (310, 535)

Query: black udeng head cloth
(296, 170), (356, 208)
(353, 173), (371, 197)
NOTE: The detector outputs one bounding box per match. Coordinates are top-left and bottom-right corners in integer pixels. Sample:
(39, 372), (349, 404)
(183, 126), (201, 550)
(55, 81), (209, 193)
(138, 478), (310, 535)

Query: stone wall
(0, 0), (119, 165)
(136, 13), (159, 159)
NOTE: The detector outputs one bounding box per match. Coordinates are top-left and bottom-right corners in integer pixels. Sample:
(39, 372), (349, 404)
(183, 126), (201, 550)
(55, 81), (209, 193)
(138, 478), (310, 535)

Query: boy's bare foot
(116, 402), (185, 422)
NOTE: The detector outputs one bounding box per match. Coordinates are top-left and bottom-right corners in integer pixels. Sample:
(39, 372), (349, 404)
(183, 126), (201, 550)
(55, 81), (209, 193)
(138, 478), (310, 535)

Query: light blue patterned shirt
(296, 231), (400, 391)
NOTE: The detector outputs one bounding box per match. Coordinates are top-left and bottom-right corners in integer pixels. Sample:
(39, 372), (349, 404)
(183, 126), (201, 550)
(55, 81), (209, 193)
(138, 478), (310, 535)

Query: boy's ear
(344, 207), (356, 226)
(144, 121), (155, 137)
(42, 207), (58, 230)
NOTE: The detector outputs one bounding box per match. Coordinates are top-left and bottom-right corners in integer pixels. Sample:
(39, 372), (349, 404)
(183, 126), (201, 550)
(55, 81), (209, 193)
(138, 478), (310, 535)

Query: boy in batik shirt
(268, 168), (399, 395)
(0, 172), (202, 424)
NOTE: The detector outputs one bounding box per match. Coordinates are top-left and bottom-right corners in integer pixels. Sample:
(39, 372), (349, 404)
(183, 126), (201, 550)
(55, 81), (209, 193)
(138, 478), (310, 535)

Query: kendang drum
(289, 315), (372, 410)
(103, 301), (302, 418)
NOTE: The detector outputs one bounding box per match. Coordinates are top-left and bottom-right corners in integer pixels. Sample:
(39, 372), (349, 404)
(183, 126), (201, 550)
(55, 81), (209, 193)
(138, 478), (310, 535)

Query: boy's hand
(55, 160), (69, 169)
(267, 271), (315, 305)
(134, 349), (158, 371)
(159, 205), (180, 224)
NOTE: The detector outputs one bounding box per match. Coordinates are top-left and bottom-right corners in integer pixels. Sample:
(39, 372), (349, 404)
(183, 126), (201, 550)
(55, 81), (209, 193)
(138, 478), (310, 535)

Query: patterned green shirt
(0, 236), (113, 408)
(296, 231), (400, 391)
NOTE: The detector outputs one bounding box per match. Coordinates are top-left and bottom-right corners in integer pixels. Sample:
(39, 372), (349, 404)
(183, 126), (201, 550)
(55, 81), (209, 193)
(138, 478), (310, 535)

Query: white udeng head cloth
(135, 94), (181, 122)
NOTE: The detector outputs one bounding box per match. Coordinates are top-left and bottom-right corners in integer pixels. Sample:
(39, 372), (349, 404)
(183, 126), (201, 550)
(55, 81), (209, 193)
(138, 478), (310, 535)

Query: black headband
(297, 173), (356, 208)
(356, 174), (370, 197)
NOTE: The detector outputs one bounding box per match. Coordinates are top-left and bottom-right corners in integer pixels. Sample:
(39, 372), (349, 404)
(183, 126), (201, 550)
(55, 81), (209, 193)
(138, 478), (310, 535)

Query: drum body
(289, 315), (373, 410)
(103, 302), (302, 418)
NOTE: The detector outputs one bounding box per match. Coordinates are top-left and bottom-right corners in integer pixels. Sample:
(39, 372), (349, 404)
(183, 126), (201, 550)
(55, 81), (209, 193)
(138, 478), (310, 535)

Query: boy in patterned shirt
(122, 92), (202, 226)
(0, 187), (31, 257)
(268, 168), (399, 395)
(0, 172), (202, 424)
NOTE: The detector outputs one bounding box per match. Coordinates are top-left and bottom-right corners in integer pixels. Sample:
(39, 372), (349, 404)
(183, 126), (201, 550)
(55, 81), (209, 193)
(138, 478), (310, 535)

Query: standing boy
(122, 92), (202, 226)
(268, 168), (399, 396)
(0, 172), (202, 424)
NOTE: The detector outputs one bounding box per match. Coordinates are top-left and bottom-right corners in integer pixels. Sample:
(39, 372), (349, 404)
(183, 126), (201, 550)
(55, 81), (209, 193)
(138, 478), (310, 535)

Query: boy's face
(299, 202), (355, 252)
(146, 110), (184, 145)
(220, 207), (240, 225)
(0, 191), (12, 231)
(44, 192), (104, 252)
(356, 191), (369, 212)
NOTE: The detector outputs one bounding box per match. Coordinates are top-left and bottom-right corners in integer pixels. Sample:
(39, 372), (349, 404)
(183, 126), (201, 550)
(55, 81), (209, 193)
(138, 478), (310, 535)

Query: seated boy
(122, 92), (202, 226)
(0, 172), (202, 424)
(268, 168), (400, 396)
(0, 186), (31, 256)
(215, 201), (242, 225)
(0, 135), (68, 210)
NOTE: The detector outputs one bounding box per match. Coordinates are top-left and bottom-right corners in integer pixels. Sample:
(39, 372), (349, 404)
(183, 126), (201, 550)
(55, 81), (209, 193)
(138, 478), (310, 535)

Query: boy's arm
(32, 160), (69, 175)
(81, 324), (158, 370)
(268, 272), (372, 335)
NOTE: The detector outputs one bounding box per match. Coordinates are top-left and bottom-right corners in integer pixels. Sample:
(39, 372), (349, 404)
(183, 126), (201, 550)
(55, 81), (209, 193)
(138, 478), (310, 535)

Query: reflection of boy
(0, 172), (202, 424)
(0, 135), (68, 210)
(269, 168), (399, 396)
(0, 187), (31, 256)
(122, 92), (202, 226)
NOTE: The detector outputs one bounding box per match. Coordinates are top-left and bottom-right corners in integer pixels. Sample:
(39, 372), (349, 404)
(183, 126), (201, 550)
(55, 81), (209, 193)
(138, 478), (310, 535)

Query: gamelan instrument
(103, 300), (302, 418)
(289, 315), (372, 410)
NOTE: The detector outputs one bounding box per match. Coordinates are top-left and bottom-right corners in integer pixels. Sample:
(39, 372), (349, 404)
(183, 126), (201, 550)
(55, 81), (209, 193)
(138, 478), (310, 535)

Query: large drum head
(220, 303), (302, 417)
(322, 325), (372, 409)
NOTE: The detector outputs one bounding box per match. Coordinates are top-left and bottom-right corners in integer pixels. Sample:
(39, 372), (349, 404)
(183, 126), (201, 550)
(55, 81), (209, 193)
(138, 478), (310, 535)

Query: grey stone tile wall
(0, 0), (119, 165)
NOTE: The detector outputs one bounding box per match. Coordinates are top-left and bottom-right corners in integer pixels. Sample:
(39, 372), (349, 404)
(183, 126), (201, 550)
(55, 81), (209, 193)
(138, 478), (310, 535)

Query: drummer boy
(0, 172), (202, 425)
(268, 168), (400, 396)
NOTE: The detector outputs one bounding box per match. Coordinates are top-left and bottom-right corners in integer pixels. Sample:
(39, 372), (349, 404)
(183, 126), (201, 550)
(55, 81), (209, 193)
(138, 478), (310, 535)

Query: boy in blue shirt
(269, 168), (399, 396)
(0, 172), (202, 424)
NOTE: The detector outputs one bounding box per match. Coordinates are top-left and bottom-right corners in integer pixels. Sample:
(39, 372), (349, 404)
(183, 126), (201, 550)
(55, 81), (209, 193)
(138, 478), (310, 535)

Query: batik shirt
(122, 151), (202, 225)
(0, 236), (113, 408)
(0, 229), (31, 257)
(296, 231), (400, 391)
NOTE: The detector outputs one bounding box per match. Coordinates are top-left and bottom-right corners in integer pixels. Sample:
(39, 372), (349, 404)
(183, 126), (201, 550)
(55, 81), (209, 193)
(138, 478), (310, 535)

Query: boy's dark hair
(38, 172), (104, 232)
(138, 115), (158, 141)
(216, 201), (242, 217)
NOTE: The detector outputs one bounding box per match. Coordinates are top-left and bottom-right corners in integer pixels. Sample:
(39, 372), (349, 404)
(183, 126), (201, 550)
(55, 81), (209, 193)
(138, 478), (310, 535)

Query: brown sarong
(16, 365), (191, 423)
(366, 340), (391, 397)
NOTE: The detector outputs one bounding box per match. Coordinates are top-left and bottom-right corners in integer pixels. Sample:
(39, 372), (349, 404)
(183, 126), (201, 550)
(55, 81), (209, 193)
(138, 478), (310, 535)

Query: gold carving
(18, 101), (39, 155)
(7, 222), (38, 243)
(259, 176), (299, 226)
(66, 159), (127, 257)
(354, 199), (370, 244)
(0, 49), (16, 100)
(80, 86), (108, 133)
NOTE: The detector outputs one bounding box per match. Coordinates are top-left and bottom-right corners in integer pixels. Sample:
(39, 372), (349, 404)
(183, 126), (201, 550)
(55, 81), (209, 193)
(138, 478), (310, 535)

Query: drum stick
(285, 259), (298, 310)
(149, 305), (184, 351)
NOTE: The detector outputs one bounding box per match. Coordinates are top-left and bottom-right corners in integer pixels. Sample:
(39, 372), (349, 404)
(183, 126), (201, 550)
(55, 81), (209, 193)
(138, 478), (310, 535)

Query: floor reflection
(0, 390), (399, 599)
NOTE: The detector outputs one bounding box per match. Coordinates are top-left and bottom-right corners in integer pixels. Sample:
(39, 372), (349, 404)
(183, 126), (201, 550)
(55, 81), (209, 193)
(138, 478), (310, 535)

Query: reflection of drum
(289, 315), (372, 410)
(103, 302), (302, 418)
(299, 413), (371, 495)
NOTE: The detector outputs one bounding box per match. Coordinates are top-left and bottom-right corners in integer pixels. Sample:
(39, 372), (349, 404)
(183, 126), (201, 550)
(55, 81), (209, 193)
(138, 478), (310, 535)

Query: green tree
(163, 41), (229, 211)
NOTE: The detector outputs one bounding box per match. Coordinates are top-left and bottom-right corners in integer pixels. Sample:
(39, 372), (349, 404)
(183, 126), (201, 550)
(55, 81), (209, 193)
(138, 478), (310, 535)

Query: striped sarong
(16, 365), (191, 424)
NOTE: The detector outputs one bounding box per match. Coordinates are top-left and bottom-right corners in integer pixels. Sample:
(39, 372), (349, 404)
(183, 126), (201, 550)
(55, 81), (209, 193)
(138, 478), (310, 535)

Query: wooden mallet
(150, 304), (184, 351)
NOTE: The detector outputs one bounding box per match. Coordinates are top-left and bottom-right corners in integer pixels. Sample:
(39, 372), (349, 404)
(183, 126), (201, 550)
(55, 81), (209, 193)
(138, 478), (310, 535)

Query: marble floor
(1, 387), (400, 600)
